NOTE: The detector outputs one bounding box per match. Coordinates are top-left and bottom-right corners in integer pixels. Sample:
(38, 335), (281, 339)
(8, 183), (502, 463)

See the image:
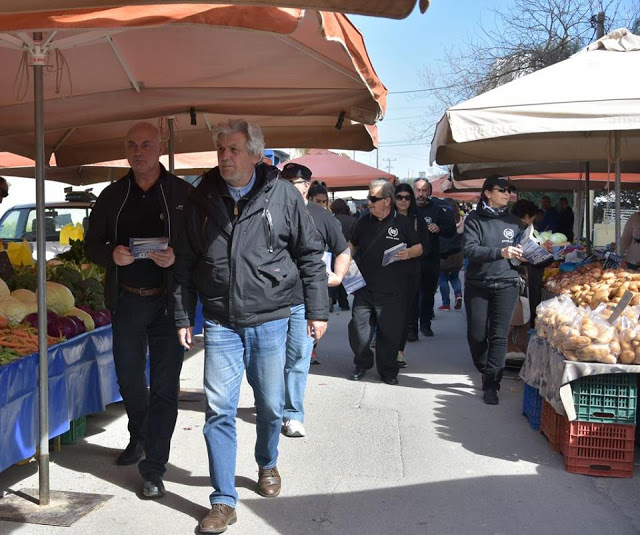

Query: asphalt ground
(2, 292), (640, 535)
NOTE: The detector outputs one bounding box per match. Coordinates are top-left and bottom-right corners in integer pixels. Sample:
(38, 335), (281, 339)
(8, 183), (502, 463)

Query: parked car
(0, 189), (95, 260)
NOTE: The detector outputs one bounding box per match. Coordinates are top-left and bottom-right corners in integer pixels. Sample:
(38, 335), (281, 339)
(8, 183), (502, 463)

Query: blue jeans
(203, 317), (288, 508)
(438, 270), (462, 306)
(284, 304), (315, 422)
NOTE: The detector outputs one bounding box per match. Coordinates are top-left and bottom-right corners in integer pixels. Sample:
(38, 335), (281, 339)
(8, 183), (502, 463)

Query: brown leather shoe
(257, 466), (281, 497)
(199, 504), (237, 534)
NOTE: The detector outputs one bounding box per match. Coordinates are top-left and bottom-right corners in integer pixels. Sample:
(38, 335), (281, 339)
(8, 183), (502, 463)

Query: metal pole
(614, 131), (622, 253)
(585, 162), (591, 255)
(167, 117), (175, 174)
(376, 148), (379, 169)
(33, 32), (50, 506)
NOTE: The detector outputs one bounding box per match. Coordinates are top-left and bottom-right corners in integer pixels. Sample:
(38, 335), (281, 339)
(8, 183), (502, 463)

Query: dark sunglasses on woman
(395, 194), (411, 201)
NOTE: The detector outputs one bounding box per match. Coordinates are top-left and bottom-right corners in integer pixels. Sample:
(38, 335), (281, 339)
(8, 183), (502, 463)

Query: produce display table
(520, 334), (640, 417)
(0, 325), (118, 473)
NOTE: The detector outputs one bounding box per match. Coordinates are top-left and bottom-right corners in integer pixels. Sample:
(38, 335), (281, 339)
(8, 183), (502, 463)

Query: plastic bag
(60, 223), (84, 245)
(7, 240), (35, 267)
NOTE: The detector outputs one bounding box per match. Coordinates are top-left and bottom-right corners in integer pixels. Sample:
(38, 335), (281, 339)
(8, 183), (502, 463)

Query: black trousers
(400, 272), (421, 351)
(464, 281), (519, 391)
(418, 257), (440, 328)
(112, 292), (184, 478)
(348, 287), (408, 380)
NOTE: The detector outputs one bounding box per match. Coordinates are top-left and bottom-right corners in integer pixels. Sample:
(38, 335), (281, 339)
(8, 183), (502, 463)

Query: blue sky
(349, 1), (507, 179)
(348, 0), (637, 179)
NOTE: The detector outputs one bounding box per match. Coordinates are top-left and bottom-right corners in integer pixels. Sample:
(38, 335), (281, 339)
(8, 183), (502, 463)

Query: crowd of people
(82, 117), (582, 534)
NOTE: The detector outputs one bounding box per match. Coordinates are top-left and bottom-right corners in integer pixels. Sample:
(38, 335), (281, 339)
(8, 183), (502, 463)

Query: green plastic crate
(60, 416), (87, 444)
(572, 374), (637, 425)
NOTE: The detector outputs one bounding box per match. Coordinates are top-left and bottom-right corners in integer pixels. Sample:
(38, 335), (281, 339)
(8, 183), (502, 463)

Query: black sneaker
(483, 389), (499, 405)
(420, 326), (434, 337)
(116, 440), (144, 465)
(407, 331), (419, 342)
(454, 296), (463, 310)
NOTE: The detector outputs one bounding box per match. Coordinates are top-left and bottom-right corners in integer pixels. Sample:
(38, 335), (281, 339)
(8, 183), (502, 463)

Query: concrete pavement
(2, 296), (640, 535)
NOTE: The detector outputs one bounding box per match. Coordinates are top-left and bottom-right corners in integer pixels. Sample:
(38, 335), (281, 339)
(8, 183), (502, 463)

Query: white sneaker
(282, 419), (306, 437)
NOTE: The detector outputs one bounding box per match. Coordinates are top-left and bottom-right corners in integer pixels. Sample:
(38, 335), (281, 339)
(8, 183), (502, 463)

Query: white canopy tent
(430, 28), (640, 251)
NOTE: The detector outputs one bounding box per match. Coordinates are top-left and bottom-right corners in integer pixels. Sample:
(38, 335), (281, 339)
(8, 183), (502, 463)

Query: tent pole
(33, 32), (50, 506)
(615, 131), (622, 253)
(585, 162), (591, 255)
(168, 117), (175, 174)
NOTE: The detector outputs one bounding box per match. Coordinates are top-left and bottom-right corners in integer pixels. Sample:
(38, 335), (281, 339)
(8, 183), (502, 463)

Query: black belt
(120, 284), (162, 297)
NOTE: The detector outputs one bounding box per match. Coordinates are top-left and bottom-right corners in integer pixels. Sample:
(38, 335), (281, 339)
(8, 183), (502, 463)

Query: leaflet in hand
(342, 259), (366, 294)
(517, 225), (553, 266)
(129, 237), (169, 259)
(382, 242), (406, 267)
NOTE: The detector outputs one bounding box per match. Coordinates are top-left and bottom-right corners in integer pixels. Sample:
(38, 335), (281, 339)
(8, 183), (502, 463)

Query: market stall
(0, 325), (117, 473)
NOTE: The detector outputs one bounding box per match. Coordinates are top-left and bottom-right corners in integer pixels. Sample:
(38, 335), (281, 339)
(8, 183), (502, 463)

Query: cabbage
(539, 232), (553, 242)
(65, 307), (95, 331)
(0, 296), (29, 326)
(48, 316), (80, 339)
(37, 281), (75, 316)
(550, 232), (568, 244)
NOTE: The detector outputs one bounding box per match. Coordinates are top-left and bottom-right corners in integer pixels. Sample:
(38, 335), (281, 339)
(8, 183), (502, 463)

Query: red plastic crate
(540, 399), (566, 452)
(562, 420), (635, 478)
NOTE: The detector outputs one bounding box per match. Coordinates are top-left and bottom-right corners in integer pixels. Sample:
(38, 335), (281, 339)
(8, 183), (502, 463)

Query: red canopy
(280, 149), (396, 190)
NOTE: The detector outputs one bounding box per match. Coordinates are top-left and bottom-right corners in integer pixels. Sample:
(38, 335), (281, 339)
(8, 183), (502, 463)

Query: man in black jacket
(85, 122), (191, 499)
(173, 119), (328, 534)
(414, 179), (455, 337)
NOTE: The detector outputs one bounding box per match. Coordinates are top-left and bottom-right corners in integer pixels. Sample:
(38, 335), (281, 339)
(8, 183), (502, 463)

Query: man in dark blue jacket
(414, 179), (455, 337)
(173, 119), (328, 534)
(85, 122), (191, 499)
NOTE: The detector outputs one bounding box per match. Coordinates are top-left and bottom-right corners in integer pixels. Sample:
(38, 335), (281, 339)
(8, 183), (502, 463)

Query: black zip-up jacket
(417, 197), (456, 259)
(85, 165), (192, 312)
(464, 202), (525, 286)
(173, 163), (328, 329)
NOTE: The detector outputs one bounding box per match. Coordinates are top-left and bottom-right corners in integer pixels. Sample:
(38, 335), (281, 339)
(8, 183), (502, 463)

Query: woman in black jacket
(394, 183), (423, 367)
(464, 175), (525, 405)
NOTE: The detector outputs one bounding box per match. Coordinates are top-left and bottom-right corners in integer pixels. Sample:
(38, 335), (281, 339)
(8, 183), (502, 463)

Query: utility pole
(596, 11), (605, 39)
(383, 157), (396, 173)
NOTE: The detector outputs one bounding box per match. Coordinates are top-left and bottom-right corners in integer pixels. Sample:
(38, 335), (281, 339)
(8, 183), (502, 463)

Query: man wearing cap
(413, 179), (455, 338)
(173, 119), (328, 534)
(463, 175), (525, 404)
(279, 162), (351, 438)
(85, 121), (191, 498)
(348, 179), (423, 385)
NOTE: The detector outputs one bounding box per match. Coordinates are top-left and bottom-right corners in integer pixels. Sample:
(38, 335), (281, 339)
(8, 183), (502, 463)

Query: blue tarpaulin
(0, 325), (118, 473)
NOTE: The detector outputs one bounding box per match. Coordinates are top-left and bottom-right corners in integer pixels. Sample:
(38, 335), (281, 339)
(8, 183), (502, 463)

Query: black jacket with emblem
(173, 162), (328, 329)
(85, 165), (192, 312)
(416, 197), (455, 259)
(463, 202), (525, 285)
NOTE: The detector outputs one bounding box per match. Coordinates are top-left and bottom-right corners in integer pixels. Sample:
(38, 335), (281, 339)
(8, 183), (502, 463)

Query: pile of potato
(535, 295), (640, 364)
(544, 263), (640, 309)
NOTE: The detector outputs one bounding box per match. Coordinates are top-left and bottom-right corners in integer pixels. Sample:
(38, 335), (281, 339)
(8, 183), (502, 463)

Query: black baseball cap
(482, 175), (516, 192)
(281, 162), (312, 181)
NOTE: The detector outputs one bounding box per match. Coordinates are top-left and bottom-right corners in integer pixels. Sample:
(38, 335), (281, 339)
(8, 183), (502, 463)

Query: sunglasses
(285, 179), (308, 185)
(395, 194), (411, 201)
(368, 195), (386, 203)
(493, 187), (513, 194)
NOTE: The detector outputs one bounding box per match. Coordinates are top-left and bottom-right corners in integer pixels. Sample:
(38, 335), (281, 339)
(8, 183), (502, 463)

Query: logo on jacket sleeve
(503, 228), (515, 241)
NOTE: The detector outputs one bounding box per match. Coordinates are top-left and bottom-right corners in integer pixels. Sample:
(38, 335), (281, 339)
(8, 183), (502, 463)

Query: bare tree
(419, 0), (640, 113)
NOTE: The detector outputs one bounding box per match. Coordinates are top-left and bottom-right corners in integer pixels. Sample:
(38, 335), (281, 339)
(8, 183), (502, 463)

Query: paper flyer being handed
(382, 242), (407, 267)
(129, 237), (169, 259)
(514, 225), (553, 266)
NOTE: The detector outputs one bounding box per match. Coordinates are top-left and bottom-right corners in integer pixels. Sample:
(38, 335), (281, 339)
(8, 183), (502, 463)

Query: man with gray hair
(347, 179), (423, 385)
(173, 119), (329, 534)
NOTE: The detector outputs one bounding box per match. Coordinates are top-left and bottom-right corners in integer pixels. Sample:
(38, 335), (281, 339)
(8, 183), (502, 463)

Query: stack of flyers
(516, 225), (553, 266)
(129, 237), (169, 259)
(342, 259), (366, 294)
(382, 242), (406, 267)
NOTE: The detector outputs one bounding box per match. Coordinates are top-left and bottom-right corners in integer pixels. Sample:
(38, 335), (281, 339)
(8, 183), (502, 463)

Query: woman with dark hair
(394, 182), (423, 367)
(437, 198), (464, 311)
(464, 175), (525, 405)
(308, 181), (329, 209)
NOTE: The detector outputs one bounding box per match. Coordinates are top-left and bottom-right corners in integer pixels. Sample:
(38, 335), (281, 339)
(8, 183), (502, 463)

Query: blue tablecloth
(0, 325), (118, 473)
